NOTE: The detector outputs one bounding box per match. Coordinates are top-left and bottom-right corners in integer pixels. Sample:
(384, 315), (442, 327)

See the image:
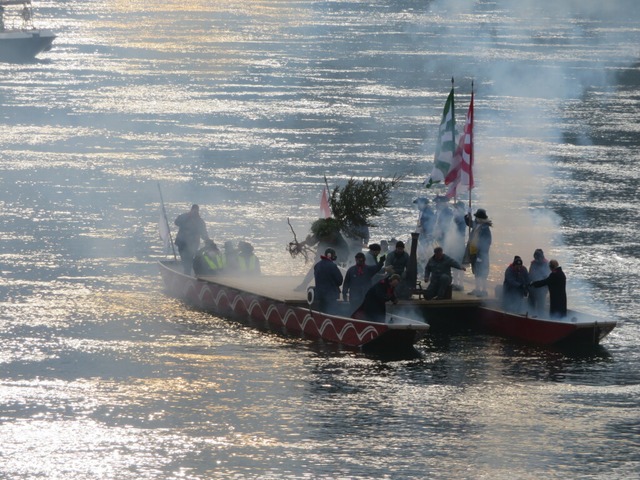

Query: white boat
(0, 0), (55, 62)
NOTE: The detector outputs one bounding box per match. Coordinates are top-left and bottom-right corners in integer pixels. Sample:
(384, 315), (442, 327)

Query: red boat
(394, 232), (618, 347)
(158, 260), (430, 352)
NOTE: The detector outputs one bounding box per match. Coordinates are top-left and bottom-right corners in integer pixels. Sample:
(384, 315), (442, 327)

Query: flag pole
(467, 80), (474, 237)
(157, 182), (177, 260)
(323, 175), (332, 216)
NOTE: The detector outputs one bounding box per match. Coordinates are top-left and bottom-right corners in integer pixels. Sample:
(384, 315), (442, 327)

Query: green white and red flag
(425, 86), (456, 188)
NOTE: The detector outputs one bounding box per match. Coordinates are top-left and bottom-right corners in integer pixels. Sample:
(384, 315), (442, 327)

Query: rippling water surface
(1, 1), (639, 478)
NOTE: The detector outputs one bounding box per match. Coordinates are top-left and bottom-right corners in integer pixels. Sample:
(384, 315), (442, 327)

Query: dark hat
(474, 208), (488, 219)
(513, 255), (523, 266)
(396, 241), (405, 248)
(355, 252), (366, 259)
(368, 243), (381, 251)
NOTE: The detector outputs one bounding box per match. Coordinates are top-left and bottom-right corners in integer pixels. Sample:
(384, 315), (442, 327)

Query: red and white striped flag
(445, 91), (474, 198)
(320, 187), (331, 218)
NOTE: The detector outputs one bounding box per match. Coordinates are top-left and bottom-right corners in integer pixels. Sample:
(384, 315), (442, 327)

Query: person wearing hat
(502, 255), (530, 312)
(342, 252), (385, 314)
(174, 204), (212, 274)
(528, 249), (550, 316)
(313, 247), (344, 315)
(464, 208), (493, 297)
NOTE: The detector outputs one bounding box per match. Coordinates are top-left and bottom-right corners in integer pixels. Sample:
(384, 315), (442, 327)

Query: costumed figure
(528, 249), (550, 316)
(464, 208), (492, 297)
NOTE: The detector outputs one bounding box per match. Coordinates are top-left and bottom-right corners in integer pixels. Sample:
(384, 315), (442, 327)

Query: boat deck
(196, 273), (483, 310)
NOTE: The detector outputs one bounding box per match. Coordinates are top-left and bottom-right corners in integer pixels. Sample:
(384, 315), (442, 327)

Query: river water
(1, 1), (639, 479)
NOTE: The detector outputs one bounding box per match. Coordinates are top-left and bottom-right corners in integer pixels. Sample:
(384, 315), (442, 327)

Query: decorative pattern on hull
(159, 264), (390, 347)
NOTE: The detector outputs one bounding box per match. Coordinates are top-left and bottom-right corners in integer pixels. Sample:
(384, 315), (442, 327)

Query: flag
(426, 87), (456, 188)
(159, 208), (171, 252)
(445, 91), (474, 198)
(320, 187), (331, 218)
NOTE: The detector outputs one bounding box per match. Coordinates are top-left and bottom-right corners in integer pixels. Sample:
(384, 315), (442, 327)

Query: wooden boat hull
(390, 296), (616, 347)
(158, 261), (429, 351)
(474, 304), (616, 347)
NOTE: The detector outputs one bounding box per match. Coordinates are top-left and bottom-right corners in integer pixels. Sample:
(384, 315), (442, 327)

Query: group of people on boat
(174, 204), (261, 277)
(171, 200), (567, 323)
(501, 250), (567, 318)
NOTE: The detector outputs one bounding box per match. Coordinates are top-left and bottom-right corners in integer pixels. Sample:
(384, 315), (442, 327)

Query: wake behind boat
(158, 260), (430, 352)
(0, 0), (55, 62)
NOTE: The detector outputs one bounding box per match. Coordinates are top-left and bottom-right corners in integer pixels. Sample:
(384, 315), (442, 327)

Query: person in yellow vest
(237, 241), (261, 274)
(192, 240), (225, 276)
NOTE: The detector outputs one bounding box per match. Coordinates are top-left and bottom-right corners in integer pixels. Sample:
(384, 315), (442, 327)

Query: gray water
(1, 1), (639, 478)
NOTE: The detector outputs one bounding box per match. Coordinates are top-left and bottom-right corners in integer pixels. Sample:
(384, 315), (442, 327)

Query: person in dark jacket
(502, 255), (530, 313)
(531, 259), (567, 318)
(313, 248), (344, 315)
(342, 252), (384, 314)
(385, 241), (410, 276)
(423, 247), (466, 300)
(174, 204), (211, 274)
(351, 274), (400, 323)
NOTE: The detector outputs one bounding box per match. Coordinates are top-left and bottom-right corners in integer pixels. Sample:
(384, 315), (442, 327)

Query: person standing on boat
(342, 252), (385, 314)
(174, 204), (212, 275)
(313, 248), (344, 315)
(464, 208), (492, 297)
(423, 247), (466, 300)
(351, 274), (401, 323)
(502, 256), (530, 313)
(528, 249), (550, 316)
(530, 259), (567, 318)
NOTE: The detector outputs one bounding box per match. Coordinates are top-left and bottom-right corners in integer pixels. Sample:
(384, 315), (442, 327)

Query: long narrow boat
(158, 260), (430, 352)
